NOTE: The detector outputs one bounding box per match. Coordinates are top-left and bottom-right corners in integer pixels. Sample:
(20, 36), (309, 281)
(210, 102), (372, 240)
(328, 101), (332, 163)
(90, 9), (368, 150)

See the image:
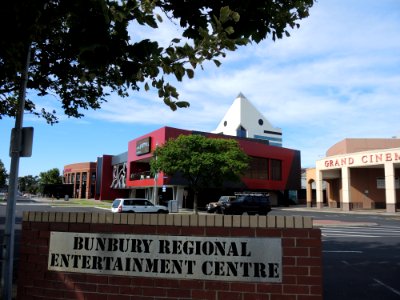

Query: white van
(111, 198), (168, 214)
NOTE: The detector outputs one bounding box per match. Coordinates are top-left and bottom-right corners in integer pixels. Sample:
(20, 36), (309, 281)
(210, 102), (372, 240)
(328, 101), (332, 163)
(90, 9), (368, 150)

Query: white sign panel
(48, 232), (282, 282)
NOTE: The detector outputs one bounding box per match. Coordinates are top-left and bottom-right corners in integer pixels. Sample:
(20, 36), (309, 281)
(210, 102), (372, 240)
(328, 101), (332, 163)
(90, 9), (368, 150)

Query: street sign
(9, 127), (34, 157)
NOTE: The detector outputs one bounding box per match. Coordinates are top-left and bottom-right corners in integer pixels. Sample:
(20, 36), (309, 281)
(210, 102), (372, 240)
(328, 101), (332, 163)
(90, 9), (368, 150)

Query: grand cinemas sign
(48, 232), (282, 282)
(321, 149), (400, 169)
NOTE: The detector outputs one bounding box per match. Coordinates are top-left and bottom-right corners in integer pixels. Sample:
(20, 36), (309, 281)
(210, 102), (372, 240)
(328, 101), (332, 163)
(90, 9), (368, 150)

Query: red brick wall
(17, 212), (322, 300)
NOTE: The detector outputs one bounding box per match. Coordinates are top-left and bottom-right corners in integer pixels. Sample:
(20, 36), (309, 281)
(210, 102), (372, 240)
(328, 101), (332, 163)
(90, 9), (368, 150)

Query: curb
(313, 220), (378, 227)
(276, 206), (399, 216)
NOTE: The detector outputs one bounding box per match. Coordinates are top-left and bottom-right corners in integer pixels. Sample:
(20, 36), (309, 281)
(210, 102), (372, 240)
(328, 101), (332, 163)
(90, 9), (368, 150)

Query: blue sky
(1, 0), (400, 177)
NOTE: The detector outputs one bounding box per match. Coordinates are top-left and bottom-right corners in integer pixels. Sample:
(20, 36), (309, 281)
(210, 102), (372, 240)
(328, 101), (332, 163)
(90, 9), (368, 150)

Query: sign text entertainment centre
(48, 232), (282, 282)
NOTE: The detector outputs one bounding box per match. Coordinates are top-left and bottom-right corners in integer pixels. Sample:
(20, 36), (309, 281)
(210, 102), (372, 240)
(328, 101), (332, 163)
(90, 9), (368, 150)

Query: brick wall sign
(48, 232), (282, 282)
(17, 212), (323, 300)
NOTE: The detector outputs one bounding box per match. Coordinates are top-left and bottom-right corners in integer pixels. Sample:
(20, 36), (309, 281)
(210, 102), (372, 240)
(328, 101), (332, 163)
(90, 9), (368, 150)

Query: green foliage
(0, 159), (8, 187)
(0, 0), (314, 124)
(39, 168), (63, 185)
(150, 134), (249, 212)
(19, 175), (40, 194)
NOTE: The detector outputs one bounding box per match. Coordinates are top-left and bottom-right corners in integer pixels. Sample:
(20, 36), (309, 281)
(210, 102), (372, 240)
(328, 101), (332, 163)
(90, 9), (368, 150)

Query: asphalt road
(1, 201), (399, 299)
(272, 208), (400, 299)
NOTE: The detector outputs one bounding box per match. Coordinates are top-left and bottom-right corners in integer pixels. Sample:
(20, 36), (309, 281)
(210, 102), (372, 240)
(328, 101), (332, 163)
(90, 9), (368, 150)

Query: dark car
(220, 193), (271, 215)
(206, 196), (236, 213)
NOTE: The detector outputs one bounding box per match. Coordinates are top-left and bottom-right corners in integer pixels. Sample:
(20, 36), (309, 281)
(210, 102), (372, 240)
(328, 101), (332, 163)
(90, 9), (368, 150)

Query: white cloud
(5, 0), (399, 177)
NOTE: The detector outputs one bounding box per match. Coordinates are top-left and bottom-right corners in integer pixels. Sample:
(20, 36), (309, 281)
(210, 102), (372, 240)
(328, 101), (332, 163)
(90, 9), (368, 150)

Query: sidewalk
(312, 219), (378, 227)
(274, 205), (399, 227)
(275, 205), (399, 216)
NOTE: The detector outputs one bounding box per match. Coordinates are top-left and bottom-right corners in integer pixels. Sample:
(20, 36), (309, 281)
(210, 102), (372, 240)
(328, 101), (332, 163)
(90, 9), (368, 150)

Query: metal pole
(153, 145), (158, 204)
(1, 45), (31, 300)
(153, 173), (158, 204)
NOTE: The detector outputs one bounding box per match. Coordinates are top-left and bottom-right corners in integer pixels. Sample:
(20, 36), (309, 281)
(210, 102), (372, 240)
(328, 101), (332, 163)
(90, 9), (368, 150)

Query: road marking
(322, 233), (381, 238)
(323, 250), (363, 253)
(321, 225), (400, 238)
(373, 278), (400, 297)
(342, 261), (400, 297)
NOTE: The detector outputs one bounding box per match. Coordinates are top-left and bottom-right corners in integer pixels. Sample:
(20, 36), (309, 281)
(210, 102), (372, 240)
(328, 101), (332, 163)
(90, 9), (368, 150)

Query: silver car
(111, 198), (168, 213)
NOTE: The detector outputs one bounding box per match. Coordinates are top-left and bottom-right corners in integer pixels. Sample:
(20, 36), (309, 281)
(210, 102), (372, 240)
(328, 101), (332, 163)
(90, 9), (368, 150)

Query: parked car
(111, 198), (169, 213)
(220, 193), (271, 215)
(206, 196), (236, 213)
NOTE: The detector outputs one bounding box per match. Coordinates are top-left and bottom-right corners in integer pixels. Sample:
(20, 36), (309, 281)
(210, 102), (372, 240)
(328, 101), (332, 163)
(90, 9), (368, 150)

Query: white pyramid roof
(213, 93), (282, 146)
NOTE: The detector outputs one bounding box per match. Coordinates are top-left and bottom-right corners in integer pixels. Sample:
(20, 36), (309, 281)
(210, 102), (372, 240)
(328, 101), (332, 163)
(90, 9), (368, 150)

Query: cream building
(306, 138), (400, 213)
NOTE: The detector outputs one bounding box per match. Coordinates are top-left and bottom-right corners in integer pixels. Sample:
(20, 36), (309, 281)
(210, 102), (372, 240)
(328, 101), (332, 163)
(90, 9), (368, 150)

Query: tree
(150, 134), (249, 213)
(0, 159), (8, 188)
(19, 175), (40, 195)
(39, 168), (63, 185)
(0, 0), (314, 124)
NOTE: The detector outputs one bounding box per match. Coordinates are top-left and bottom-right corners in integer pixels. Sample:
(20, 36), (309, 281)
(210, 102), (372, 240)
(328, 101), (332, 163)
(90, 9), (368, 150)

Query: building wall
(349, 168), (400, 209)
(327, 138), (400, 156)
(126, 127), (188, 189)
(213, 94), (282, 147)
(308, 145), (400, 212)
(66, 125), (300, 202)
(63, 162), (96, 199)
(328, 179), (341, 207)
(125, 127), (300, 200)
(97, 155), (128, 201)
(16, 212), (322, 300)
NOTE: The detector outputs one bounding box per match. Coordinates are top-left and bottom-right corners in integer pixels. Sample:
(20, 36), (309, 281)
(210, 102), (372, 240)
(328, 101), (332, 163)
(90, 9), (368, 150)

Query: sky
(1, 0), (400, 177)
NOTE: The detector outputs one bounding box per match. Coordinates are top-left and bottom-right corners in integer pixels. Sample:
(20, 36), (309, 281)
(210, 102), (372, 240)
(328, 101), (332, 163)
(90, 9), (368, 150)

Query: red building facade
(68, 127), (301, 205)
(119, 127), (300, 208)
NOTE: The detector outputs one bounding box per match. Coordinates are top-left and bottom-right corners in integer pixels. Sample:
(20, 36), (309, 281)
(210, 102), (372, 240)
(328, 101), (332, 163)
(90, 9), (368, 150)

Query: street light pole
(152, 144), (158, 204)
(1, 45), (31, 300)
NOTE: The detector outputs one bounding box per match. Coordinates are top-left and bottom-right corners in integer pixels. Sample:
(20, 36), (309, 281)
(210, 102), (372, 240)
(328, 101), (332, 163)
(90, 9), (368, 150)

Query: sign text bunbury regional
(48, 232), (282, 282)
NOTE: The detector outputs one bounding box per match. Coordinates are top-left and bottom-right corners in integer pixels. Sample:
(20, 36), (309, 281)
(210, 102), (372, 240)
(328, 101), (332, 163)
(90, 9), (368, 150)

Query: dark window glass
(237, 125), (247, 138)
(271, 159), (282, 180)
(244, 157), (269, 179)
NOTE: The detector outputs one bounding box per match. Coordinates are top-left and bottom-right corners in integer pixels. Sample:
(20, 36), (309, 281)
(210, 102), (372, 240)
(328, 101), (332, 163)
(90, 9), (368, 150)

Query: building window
(237, 125), (247, 138)
(245, 157), (269, 179)
(270, 159), (282, 181)
(224, 121), (227, 127)
(258, 119), (263, 126)
(244, 157), (282, 181)
(377, 177), (400, 189)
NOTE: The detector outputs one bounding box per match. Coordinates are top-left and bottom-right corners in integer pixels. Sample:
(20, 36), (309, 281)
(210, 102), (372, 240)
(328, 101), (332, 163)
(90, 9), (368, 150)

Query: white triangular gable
(213, 93), (282, 146)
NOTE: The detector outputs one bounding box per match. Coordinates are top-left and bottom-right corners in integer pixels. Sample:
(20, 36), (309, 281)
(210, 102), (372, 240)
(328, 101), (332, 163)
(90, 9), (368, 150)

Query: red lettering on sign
(395, 153), (400, 161)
